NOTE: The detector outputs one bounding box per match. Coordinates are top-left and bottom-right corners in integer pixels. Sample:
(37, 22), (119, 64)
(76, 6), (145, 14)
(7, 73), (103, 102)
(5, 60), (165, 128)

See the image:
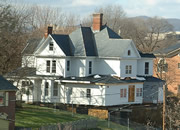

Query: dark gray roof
(51, 34), (72, 56)
(137, 75), (164, 82)
(154, 41), (180, 55)
(106, 26), (122, 39)
(60, 75), (144, 84)
(6, 67), (36, 77)
(81, 27), (97, 56)
(0, 75), (17, 91)
(22, 38), (44, 55)
(23, 25), (154, 58)
(139, 51), (156, 58)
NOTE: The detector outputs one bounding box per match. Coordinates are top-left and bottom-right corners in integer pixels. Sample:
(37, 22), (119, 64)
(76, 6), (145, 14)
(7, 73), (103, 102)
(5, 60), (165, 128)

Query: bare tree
(120, 17), (175, 52)
(0, 3), (29, 75)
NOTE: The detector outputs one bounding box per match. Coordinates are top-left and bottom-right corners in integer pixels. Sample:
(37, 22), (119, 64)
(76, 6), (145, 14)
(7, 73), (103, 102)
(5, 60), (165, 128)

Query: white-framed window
(86, 89), (91, 98)
(67, 60), (70, 71)
(120, 89), (127, 98)
(53, 82), (58, 96)
(136, 88), (142, 97)
(45, 82), (49, 96)
(52, 60), (56, 73)
(46, 60), (51, 73)
(125, 65), (132, 74)
(0, 92), (8, 106)
(49, 42), (54, 51)
(46, 60), (56, 73)
(89, 61), (92, 74)
(145, 62), (149, 74)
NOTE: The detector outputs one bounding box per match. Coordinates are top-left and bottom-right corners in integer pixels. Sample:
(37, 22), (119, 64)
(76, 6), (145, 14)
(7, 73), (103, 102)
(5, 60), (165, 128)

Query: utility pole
(163, 84), (167, 130)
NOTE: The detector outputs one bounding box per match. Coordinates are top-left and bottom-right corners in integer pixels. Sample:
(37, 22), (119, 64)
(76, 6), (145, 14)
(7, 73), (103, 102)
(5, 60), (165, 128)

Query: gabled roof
(51, 34), (72, 56)
(22, 38), (45, 55)
(154, 41), (180, 57)
(0, 75), (18, 91)
(23, 25), (154, 59)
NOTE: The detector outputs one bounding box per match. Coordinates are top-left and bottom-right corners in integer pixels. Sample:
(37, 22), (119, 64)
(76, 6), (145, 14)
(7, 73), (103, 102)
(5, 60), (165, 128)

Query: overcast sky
(6, 0), (180, 19)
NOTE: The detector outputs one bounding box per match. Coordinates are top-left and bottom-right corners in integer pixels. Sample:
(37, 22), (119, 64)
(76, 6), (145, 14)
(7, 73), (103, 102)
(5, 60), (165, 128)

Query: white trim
(61, 80), (91, 84)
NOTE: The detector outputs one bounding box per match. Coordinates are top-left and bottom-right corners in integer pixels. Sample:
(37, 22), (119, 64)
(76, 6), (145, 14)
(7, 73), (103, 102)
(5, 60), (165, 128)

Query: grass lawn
(15, 103), (130, 130)
(15, 103), (90, 128)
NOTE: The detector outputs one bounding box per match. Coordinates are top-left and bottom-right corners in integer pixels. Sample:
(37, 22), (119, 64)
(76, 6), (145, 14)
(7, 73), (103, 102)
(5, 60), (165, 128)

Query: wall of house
(153, 55), (180, 95)
(61, 84), (106, 106)
(39, 39), (65, 56)
(36, 57), (65, 76)
(120, 59), (137, 77)
(0, 91), (16, 130)
(105, 83), (143, 106)
(71, 58), (86, 77)
(143, 81), (163, 103)
(123, 44), (139, 58)
(137, 59), (153, 76)
(95, 59), (121, 76)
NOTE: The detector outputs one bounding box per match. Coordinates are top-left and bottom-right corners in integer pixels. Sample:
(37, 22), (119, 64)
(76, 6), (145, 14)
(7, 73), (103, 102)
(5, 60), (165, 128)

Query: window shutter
(5, 92), (9, 106)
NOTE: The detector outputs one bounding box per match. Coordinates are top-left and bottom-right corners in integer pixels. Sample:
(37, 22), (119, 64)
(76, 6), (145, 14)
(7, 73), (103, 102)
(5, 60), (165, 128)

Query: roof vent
(71, 77), (76, 79)
(94, 75), (101, 78)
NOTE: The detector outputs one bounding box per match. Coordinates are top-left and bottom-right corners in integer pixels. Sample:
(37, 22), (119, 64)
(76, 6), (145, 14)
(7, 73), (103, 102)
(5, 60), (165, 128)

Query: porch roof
(60, 75), (145, 85)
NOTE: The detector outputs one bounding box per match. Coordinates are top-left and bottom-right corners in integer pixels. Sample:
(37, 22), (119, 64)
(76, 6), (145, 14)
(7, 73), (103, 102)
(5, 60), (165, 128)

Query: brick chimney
(44, 26), (53, 38)
(92, 13), (103, 32)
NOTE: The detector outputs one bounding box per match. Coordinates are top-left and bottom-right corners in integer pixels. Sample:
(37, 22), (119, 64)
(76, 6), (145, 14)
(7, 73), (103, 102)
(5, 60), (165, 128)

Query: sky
(5, 0), (180, 19)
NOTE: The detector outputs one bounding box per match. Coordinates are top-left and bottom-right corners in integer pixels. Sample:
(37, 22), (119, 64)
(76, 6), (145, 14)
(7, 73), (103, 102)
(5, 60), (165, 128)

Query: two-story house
(154, 41), (180, 95)
(6, 13), (163, 106)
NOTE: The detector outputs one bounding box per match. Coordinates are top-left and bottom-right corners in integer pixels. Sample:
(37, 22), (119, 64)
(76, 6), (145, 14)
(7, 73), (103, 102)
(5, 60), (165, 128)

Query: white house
(6, 13), (163, 106)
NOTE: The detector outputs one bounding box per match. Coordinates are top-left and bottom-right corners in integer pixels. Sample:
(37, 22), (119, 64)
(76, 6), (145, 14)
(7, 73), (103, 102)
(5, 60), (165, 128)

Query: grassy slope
(15, 104), (129, 130)
(15, 104), (90, 128)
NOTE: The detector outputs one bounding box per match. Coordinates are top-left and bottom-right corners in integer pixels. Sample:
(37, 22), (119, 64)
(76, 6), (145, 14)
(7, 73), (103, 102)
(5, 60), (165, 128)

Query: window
(22, 81), (33, 86)
(49, 42), (53, 51)
(125, 65), (132, 74)
(145, 62), (149, 74)
(86, 89), (91, 98)
(178, 63), (180, 69)
(52, 60), (56, 73)
(46, 60), (56, 73)
(89, 61), (92, 74)
(67, 60), (70, 71)
(0, 92), (5, 106)
(45, 82), (49, 96)
(136, 88), (142, 97)
(46, 60), (50, 73)
(0, 92), (8, 106)
(157, 59), (168, 72)
(53, 82), (58, 96)
(120, 89), (127, 98)
(128, 50), (131, 56)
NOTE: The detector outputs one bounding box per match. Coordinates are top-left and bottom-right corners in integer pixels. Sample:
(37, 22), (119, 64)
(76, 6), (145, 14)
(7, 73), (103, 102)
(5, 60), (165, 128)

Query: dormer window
(49, 42), (53, 51)
(128, 50), (131, 56)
